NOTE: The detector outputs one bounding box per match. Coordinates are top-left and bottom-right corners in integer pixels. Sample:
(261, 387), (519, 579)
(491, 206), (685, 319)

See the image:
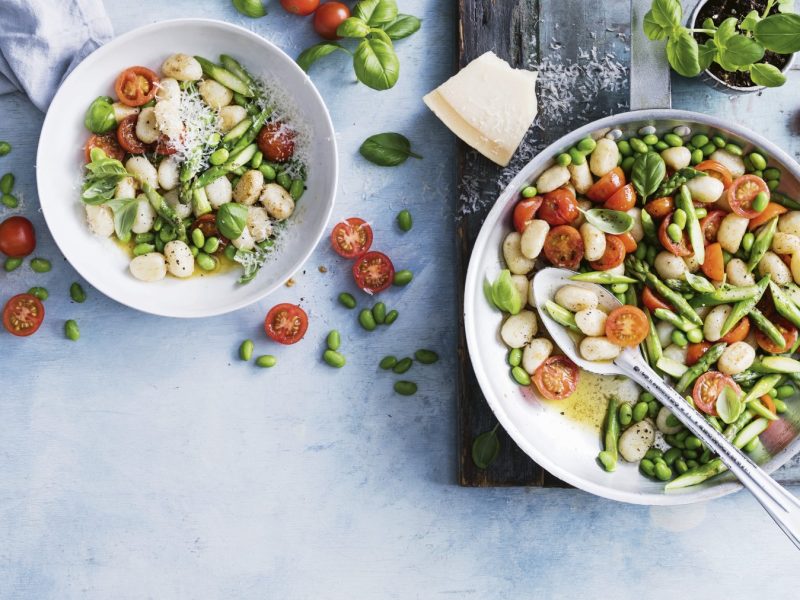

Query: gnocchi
(575, 308), (607, 337)
(709, 149), (745, 178)
(654, 251), (687, 280)
(500, 310), (538, 348)
(157, 156), (180, 191)
(164, 240), (194, 278)
(522, 338), (553, 375)
(205, 176), (233, 209)
(535, 165), (570, 194)
(555, 285), (598, 312)
(717, 341), (756, 375)
(125, 156), (158, 189)
(502, 231), (535, 275)
(220, 105), (248, 133)
(758, 251), (792, 285)
(85, 204), (114, 237)
(726, 258), (755, 287)
(703, 304), (732, 342)
(129, 252), (167, 282)
(520, 220), (549, 259)
(247, 206), (273, 242)
(580, 222), (606, 261)
(260, 183), (295, 221)
(161, 53), (202, 81)
(618, 420), (655, 462)
(589, 138), (619, 177)
(686, 175), (724, 204)
(717, 213), (749, 253)
(198, 79), (233, 110)
(660, 146), (691, 171)
(233, 170), (265, 206)
(772, 231), (800, 255)
(579, 336), (621, 361)
(568, 161), (593, 194)
(778, 211), (800, 237)
(131, 196), (156, 234)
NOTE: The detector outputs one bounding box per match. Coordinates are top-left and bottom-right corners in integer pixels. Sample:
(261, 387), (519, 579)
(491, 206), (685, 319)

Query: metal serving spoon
(532, 267), (800, 550)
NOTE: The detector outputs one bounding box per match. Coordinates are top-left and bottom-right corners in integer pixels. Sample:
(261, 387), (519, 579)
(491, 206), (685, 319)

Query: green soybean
(64, 319), (80, 341)
(289, 179), (305, 201)
(276, 172), (291, 190)
(28, 286), (48, 301)
(664, 447), (682, 465)
(30, 258), (51, 273)
(633, 401), (648, 422)
(326, 330), (341, 351)
(521, 186), (537, 198)
(767, 179), (779, 191)
(701, 142), (716, 157)
(393, 358), (413, 374)
(384, 310), (399, 325)
(259, 164), (277, 181)
(393, 270), (413, 286)
(508, 348), (522, 367)
(691, 148), (704, 165)
(190, 246), (199, 257)
(358, 309), (376, 331)
(645, 448), (663, 461)
(397, 209), (413, 232)
(671, 330), (688, 347)
(0, 173), (14, 194)
(629, 138), (647, 154)
(415, 349), (439, 364)
(641, 392), (655, 402)
(379, 356), (397, 370)
(763, 167), (781, 181)
(642, 133), (659, 146)
(617, 140), (632, 156)
(323, 350), (346, 368)
(2, 193), (18, 208)
(667, 223), (683, 243)
(725, 143), (743, 156)
(685, 436), (703, 450)
(577, 137), (596, 153)
(192, 227), (205, 248)
(4, 257), (22, 271)
(752, 191), (769, 212)
(0, 141), (10, 156)
(654, 140), (669, 151)
(209, 148), (229, 165)
(621, 156), (636, 173)
(394, 381), (417, 396)
(338, 292), (357, 309)
(133, 243), (155, 256)
(556, 153), (572, 167)
(69, 282), (86, 303)
(748, 152), (767, 171)
(774, 398), (788, 413)
(224, 243), (237, 260)
(741, 232), (754, 253)
(654, 462), (673, 481)
(256, 355), (277, 368)
(135, 232), (154, 243)
(619, 402), (633, 426)
(250, 150), (263, 169)
(203, 237), (220, 254)
(673, 208), (687, 229)
(640, 459), (656, 477)
(196, 252), (217, 271)
(239, 339), (254, 361)
(568, 147), (586, 165)
(695, 207), (707, 219)
(776, 385), (794, 399)
(610, 283), (629, 294)
(712, 135), (726, 148)
(372, 302), (386, 324)
(687, 328), (703, 343)
(691, 134), (709, 148)
(598, 451), (616, 472)
(511, 366), (530, 386)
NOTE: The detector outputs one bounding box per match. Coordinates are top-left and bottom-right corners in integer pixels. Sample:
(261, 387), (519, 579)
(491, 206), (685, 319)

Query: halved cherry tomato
(538, 188), (578, 225)
(700, 242), (724, 281)
(700, 209), (726, 244)
(748, 202), (787, 231)
(513, 196), (543, 233)
(720, 316), (750, 344)
(154, 135), (178, 156)
(0, 216), (36, 257)
(257, 122), (295, 163)
(696, 160), (733, 189)
(264, 303), (308, 345)
(533, 355), (579, 401)
(2, 293), (44, 337)
(313, 2), (350, 40)
(612, 232), (637, 254)
(645, 196), (674, 219)
(587, 167), (625, 202)
(642, 287), (673, 312)
(760, 396), (777, 428)
(605, 305), (649, 347)
(658, 211), (692, 257)
(116, 114), (147, 154)
(604, 183), (636, 211)
(114, 66), (159, 107)
(692, 372), (741, 416)
(331, 217), (373, 258)
(353, 251), (394, 294)
(280, 0), (320, 14)
(686, 341), (712, 366)
(727, 175), (770, 218)
(755, 318), (798, 354)
(190, 214), (228, 253)
(543, 225), (583, 269)
(84, 132), (125, 162)
(588, 234), (625, 271)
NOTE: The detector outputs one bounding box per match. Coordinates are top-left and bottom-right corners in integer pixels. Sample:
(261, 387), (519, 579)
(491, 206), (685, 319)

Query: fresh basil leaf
(337, 17), (371, 38)
(583, 208), (634, 235)
(472, 426), (500, 470)
(685, 271), (716, 294)
(702, 17), (716, 31)
(632, 152), (667, 200)
(755, 13), (800, 54)
(740, 10), (761, 32)
(296, 42), (349, 72)
(86, 157), (128, 178)
(369, 27), (394, 45)
(490, 270), (522, 315)
(382, 14), (421, 39)
(715, 17), (738, 44)
(353, 37), (400, 90)
(359, 132), (421, 166)
(666, 28), (702, 77)
(717, 385), (744, 425)
(650, 0), (682, 27)
(778, 0), (795, 14)
(81, 178), (119, 204)
(84, 96), (117, 134)
(720, 34), (765, 67)
(750, 62), (787, 87)
(697, 40), (717, 71)
(110, 198), (139, 242)
(643, 10), (670, 40)
(216, 202), (249, 240)
(232, 0), (266, 18)
(353, 0), (398, 26)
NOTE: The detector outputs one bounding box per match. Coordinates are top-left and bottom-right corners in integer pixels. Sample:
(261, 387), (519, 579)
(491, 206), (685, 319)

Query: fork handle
(616, 352), (800, 550)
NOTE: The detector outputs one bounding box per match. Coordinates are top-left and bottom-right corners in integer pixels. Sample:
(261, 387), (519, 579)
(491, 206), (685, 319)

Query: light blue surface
(1, 1), (799, 597)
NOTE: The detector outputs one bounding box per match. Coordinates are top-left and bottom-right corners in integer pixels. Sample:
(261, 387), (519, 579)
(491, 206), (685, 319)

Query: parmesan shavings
(170, 84), (221, 173)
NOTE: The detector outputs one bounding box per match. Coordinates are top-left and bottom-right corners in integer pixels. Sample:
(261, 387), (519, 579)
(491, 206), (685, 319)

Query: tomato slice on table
(748, 203), (787, 231)
(84, 132), (125, 162)
(117, 114), (148, 154)
(642, 287), (673, 312)
(543, 225), (583, 269)
(645, 196), (674, 219)
(604, 183), (636, 211)
(313, 2), (351, 39)
(115, 66), (159, 107)
(280, 0), (320, 15)
(265, 303), (308, 344)
(696, 160), (733, 189)
(3, 293), (45, 337)
(586, 167), (625, 202)
(331, 217), (373, 259)
(513, 196), (543, 233)
(0, 216), (36, 258)
(755, 318), (798, 354)
(533, 355), (580, 401)
(700, 209), (726, 244)
(605, 305), (649, 347)
(658, 211), (692, 257)
(537, 188), (578, 226)
(727, 175), (770, 219)
(588, 234), (626, 271)
(257, 122), (296, 163)
(720, 316), (750, 344)
(190, 214), (228, 253)
(693, 372), (741, 416)
(686, 341), (712, 366)
(352, 251), (395, 294)
(700, 242), (724, 281)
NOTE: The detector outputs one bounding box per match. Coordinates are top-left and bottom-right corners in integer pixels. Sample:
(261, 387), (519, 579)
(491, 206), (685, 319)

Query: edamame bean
(30, 258), (51, 273)
(641, 392), (655, 403)
(323, 350), (346, 368)
(207, 132), (221, 146)
(380, 356), (397, 370)
(694, 207), (707, 219)
(133, 242), (155, 256)
(0, 141), (10, 155)
(0, 173), (14, 194)
(634, 242), (648, 260)
(568, 147), (586, 165)
(744, 437), (760, 453)
(384, 310), (398, 325)
(415, 349), (439, 364)
(224, 243), (237, 260)
(774, 399), (788, 413)
(725, 143), (743, 156)
(630, 137), (648, 153)
(239, 339), (254, 361)
(393, 270), (413, 286)
(673, 208), (687, 229)
(663, 447), (682, 465)
(619, 402), (633, 426)
(397, 209), (412, 232)
(256, 355), (277, 368)
(276, 172), (291, 190)
(741, 232), (754, 253)
(326, 330), (341, 351)
(2, 193), (18, 208)
(372, 302), (386, 324)
(393, 358), (413, 374)
(203, 237), (220, 254)
(577, 137), (596, 153)
(511, 366), (531, 385)
(338, 292), (357, 309)
(556, 153), (572, 167)
(4, 257), (22, 271)
(521, 186), (537, 198)
(394, 381), (417, 396)
(690, 148), (703, 165)
(686, 459), (699, 469)
(196, 252), (216, 271)
(250, 150), (263, 169)
(777, 385), (794, 399)
(691, 134), (709, 148)
(190, 245), (199, 257)
(712, 135), (726, 148)
(671, 330), (688, 347)
(259, 164), (277, 180)
(767, 179), (779, 191)
(763, 167), (781, 181)
(654, 140), (669, 151)
(667, 223), (683, 243)
(135, 232), (154, 243)
(684, 436), (702, 450)
(192, 227), (205, 248)
(508, 348), (522, 367)
(666, 414), (681, 428)
(751, 170), (763, 178)
(687, 328), (703, 343)
(28, 286), (48, 301)
(64, 319), (80, 341)
(748, 152), (767, 171)
(648, 401), (660, 419)
(160, 228), (176, 243)
(359, 309), (376, 331)
(621, 156), (635, 173)
(654, 462), (672, 481)
(633, 401), (648, 422)
(69, 282), (86, 303)
(642, 133), (658, 146)
(639, 459), (656, 477)
(289, 179), (305, 201)
(153, 218), (163, 232)
(701, 142), (716, 157)
(752, 191), (769, 212)
(610, 283), (628, 294)
(617, 140), (632, 156)
(645, 448), (663, 461)
(209, 148), (229, 165)
(598, 451), (616, 471)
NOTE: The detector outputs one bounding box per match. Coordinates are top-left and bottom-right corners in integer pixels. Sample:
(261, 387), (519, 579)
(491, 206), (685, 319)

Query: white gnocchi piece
(511, 275), (529, 307)
(205, 176), (233, 209)
(220, 105), (248, 133)
(520, 220), (549, 259)
(500, 310), (538, 348)
(154, 100), (183, 141)
(129, 252), (167, 282)
(717, 213), (749, 253)
(717, 341), (756, 376)
(656, 321), (674, 348)
(260, 183), (295, 222)
(663, 343), (688, 365)
(778, 211), (800, 237)
(233, 170), (265, 206)
(589, 138), (620, 177)
(703, 304), (732, 342)
(568, 161), (593, 194)
(656, 407), (682, 435)
(522, 338), (553, 375)
(619, 420), (655, 462)
(792, 253), (800, 285)
(758, 251), (792, 285)
(502, 231), (535, 275)
(85, 204), (114, 237)
(231, 226), (255, 251)
(157, 156), (180, 191)
(686, 175), (724, 204)
(161, 53), (202, 81)
(112, 102), (139, 123)
(772, 232), (800, 255)
(155, 78), (181, 103)
(125, 156), (158, 189)
(198, 79), (233, 110)
(535, 165), (570, 194)
(163, 189), (192, 219)
(726, 258), (755, 287)
(246, 206), (273, 242)
(579, 336), (621, 362)
(164, 240), (194, 278)
(575, 308), (607, 337)
(580, 222), (606, 262)
(555, 285), (598, 312)
(661, 146), (691, 172)
(627, 208), (644, 242)
(655, 251), (688, 280)
(115, 176), (137, 199)
(134, 107), (160, 144)
(709, 149), (745, 178)
(683, 253), (701, 273)
(131, 196), (156, 234)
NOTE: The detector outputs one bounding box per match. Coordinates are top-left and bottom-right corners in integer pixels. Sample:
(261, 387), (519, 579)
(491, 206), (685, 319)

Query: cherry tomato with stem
(692, 372), (741, 416)
(727, 175), (770, 219)
(605, 305), (649, 347)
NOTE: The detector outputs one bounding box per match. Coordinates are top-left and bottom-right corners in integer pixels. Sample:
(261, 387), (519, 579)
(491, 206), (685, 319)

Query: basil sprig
(81, 151), (128, 205)
(631, 151), (666, 201)
(359, 132), (422, 166)
(217, 202), (249, 240)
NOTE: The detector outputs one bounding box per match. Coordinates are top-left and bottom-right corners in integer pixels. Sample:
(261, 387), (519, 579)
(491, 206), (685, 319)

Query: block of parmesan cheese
(423, 52), (538, 167)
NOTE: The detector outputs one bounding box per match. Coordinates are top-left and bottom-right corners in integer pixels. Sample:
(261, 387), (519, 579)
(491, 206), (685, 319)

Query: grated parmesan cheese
(169, 84), (222, 174)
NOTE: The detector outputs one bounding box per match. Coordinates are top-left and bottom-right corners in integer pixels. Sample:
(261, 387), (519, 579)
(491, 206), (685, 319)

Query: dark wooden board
(456, 0), (632, 486)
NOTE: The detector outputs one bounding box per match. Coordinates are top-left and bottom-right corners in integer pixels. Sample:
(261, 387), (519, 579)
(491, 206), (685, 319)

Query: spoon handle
(616, 351), (800, 550)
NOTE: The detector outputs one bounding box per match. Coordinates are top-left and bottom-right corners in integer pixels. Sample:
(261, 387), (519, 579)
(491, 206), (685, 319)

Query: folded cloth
(0, 0), (113, 111)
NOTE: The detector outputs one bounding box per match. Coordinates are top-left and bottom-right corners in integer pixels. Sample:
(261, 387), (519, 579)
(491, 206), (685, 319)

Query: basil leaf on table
(353, 0), (398, 26)
(382, 14), (422, 39)
(359, 132), (422, 166)
(749, 62), (787, 87)
(353, 37), (400, 90)
(666, 29), (701, 77)
(631, 151), (666, 200)
(472, 425), (500, 470)
(337, 17), (371, 38)
(232, 0), (266, 18)
(216, 202), (249, 240)
(754, 13), (800, 54)
(583, 208), (634, 235)
(297, 42), (349, 72)
(84, 96), (117, 134)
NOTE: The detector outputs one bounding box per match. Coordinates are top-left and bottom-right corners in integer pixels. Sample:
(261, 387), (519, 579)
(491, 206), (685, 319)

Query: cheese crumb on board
(423, 52), (538, 167)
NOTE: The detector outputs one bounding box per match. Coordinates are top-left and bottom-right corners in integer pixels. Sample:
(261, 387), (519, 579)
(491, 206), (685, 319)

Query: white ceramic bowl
(464, 109), (800, 505)
(37, 19), (337, 318)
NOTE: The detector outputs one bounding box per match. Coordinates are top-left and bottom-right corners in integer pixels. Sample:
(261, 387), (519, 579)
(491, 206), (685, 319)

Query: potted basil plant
(644, 0), (800, 92)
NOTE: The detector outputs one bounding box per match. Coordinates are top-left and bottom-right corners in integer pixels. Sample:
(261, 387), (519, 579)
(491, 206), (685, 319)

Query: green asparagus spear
(653, 307), (696, 332)
(544, 301), (581, 333)
(749, 307), (786, 348)
(691, 283), (762, 307)
(140, 182), (186, 242)
(570, 272), (637, 284)
(770, 191), (800, 211)
(742, 374), (782, 404)
(770, 282), (800, 329)
(677, 184), (704, 265)
(719, 276), (769, 337)
(643, 307), (663, 366)
(220, 54), (254, 86)
(626, 256), (702, 326)
(194, 56), (254, 96)
(598, 396), (620, 472)
(675, 342), (727, 393)
(746, 216), (778, 272)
